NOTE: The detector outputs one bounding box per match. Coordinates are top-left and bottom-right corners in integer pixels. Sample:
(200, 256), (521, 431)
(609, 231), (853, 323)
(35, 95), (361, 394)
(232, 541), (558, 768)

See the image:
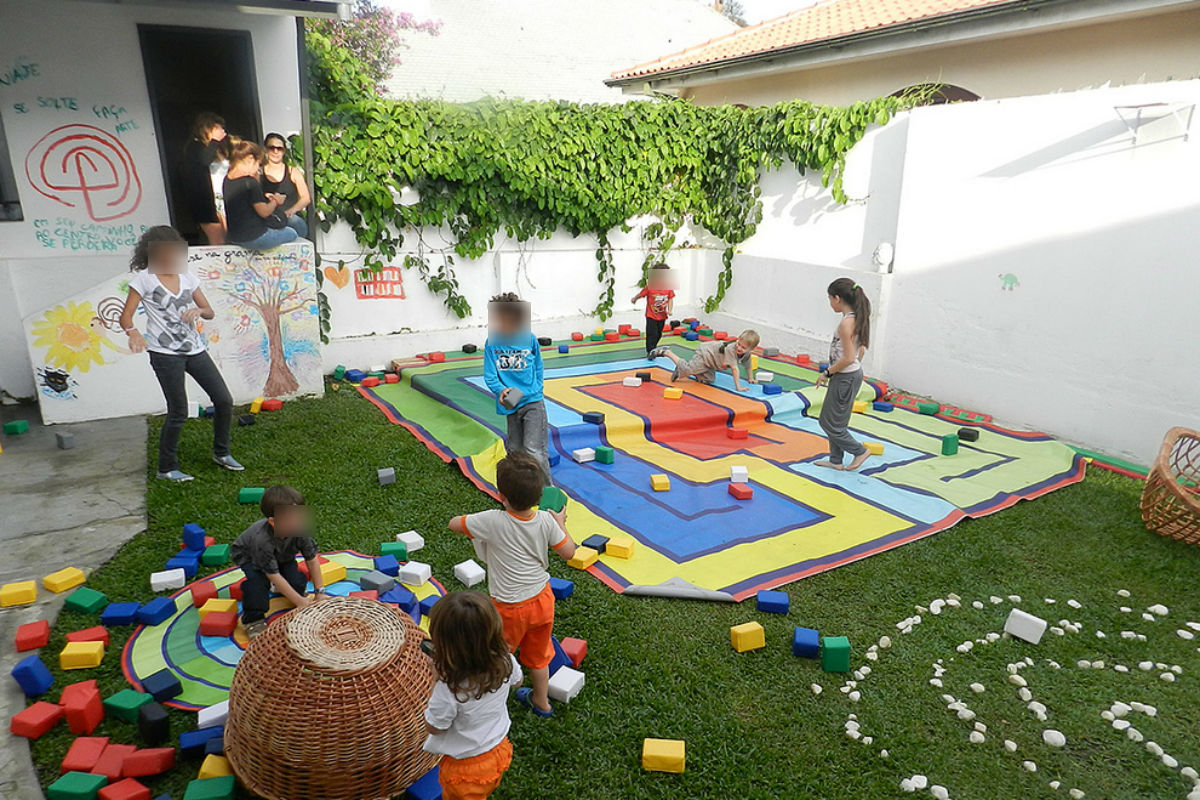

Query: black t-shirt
(223, 174), (268, 244)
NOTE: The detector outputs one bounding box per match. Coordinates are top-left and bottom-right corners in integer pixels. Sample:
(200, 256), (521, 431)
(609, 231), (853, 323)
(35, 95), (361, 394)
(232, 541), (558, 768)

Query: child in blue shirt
(484, 293), (552, 486)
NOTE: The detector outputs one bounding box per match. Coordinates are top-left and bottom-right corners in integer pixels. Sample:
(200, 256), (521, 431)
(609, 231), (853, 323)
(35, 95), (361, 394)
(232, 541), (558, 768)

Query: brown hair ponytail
(827, 277), (871, 349)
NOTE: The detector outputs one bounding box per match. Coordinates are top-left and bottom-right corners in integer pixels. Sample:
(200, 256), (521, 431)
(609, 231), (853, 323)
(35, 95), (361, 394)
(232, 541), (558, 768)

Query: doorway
(139, 25), (263, 243)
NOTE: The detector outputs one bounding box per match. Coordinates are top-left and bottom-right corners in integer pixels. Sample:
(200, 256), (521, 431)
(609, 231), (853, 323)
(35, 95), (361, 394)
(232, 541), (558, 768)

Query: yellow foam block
(319, 560), (347, 585)
(199, 754), (233, 779)
(852, 400), (868, 414)
(865, 441), (885, 456)
(60, 640), (105, 669)
(730, 621), (766, 653)
(250, 396), (264, 413)
(642, 738), (686, 773)
(568, 547), (598, 570)
(593, 327), (605, 335)
(198, 598), (238, 620)
(43, 567), (86, 593)
(605, 536), (635, 559)
(0, 580), (37, 607)
(750, 353), (759, 373)
(662, 387), (683, 400)
(650, 474), (670, 492)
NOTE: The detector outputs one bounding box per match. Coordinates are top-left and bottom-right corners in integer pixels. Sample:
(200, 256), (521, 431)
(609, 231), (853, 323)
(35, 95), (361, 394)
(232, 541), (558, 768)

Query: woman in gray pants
(814, 277), (871, 471)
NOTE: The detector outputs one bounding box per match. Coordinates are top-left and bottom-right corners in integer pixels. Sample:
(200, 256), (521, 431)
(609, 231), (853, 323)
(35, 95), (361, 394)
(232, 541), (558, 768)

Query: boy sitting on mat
(650, 329), (760, 392)
(448, 452), (576, 717)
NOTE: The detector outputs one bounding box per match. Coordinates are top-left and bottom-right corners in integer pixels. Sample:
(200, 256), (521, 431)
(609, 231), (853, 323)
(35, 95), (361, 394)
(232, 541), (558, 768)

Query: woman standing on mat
(814, 278), (871, 471)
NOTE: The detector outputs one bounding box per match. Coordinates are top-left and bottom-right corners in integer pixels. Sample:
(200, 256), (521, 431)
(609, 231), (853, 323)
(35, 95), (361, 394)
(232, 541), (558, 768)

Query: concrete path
(0, 407), (147, 800)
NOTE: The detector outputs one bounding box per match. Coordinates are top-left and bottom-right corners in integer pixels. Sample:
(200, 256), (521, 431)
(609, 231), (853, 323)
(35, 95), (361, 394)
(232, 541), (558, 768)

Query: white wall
(0, 0), (303, 400)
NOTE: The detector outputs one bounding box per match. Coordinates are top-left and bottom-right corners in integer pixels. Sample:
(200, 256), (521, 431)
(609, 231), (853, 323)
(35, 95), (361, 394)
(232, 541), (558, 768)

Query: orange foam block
(66, 626), (110, 647)
(728, 483), (753, 500)
(91, 743), (137, 781)
(61, 735), (109, 773)
(726, 427), (748, 440)
(99, 778), (152, 800)
(61, 679), (104, 734)
(121, 747), (176, 777)
(10, 701), (63, 739)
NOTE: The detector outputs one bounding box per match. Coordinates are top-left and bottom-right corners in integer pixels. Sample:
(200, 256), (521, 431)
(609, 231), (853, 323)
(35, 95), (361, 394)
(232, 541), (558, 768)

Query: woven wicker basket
(225, 597), (440, 800)
(1140, 427), (1200, 545)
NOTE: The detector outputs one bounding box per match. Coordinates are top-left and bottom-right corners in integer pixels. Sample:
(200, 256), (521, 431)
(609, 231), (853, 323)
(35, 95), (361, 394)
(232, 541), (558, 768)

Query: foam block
(539, 486), (567, 513)
(582, 411), (604, 424)
(730, 465), (749, 483)
(227, 579), (245, 601)
(622, 377), (642, 387)
(795, 354), (812, 365)
(199, 611), (237, 637)
(332, 365), (346, 380)
(642, 738), (686, 773)
(3, 419), (30, 434)
(261, 398), (283, 412)
(684, 331), (699, 341)
(567, 547), (598, 569)
(663, 387), (682, 400)
(605, 536), (635, 559)
(12, 653), (55, 696)
(618, 324), (632, 334)
(561, 637), (587, 667)
(379, 585), (417, 611)
(581, 534), (608, 553)
(548, 452), (561, 467)
(550, 577), (574, 599)
(728, 483), (753, 500)
(864, 441), (885, 456)
(150, 569), (186, 592)
(405, 766), (441, 800)
(399, 561), (432, 586)
(46, 772), (108, 800)
(852, 400), (868, 414)
(713, 331), (729, 340)
(917, 401), (940, 415)
(604, 331), (620, 342)
(343, 369), (365, 382)
(650, 474), (670, 491)
(453, 559), (486, 587)
(60, 641), (105, 670)
(122, 747), (175, 777)
(44, 567), (86, 593)
(348, 590), (378, 601)
(137, 597), (175, 627)
(360, 570), (395, 594)
(61, 679), (104, 734)
(92, 743), (137, 780)
(756, 590), (789, 614)
(595, 445), (614, 464)
(384, 373), (400, 384)
(756, 371), (774, 382)
(380, 541), (408, 560)
(61, 735), (108, 773)
(941, 434), (959, 456)
(419, 595), (439, 616)
(1, 580), (37, 607)
(10, 701), (63, 738)
(103, 689), (153, 723)
(727, 427), (748, 440)
(635, 371), (652, 380)
(572, 447), (595, 463)
(547, 666), (585, 702)
(249, 397), (264, 414)
(499, 387), (524, 409)
(237, 487), (265, 504)
(761, 347), (779, 357)
(200, 545), (230, 567)
(179, 727), (225, 760)
(205, 736), (225, 756)
(872, 401), (894, 412)
(141, 669), (182, 703)
(958, 427), (980, 442)
(378, 466), (396, 486)
(190, 582), (218, 608)
(137, 702), (170, 745)
(792, 626), (820, 658)
(571, 332), (584, 341)
(181, 775), (235, 800)
(762, 384), (783, 395)
(66, 626), (110, 646)
(396, 530), (425, 553)
(198, 755), (232, 780)
(319, 559), (348, 586)
(1004, 608), (1048, 644)
(164, 556), (198, 579)
(821, 635), (851, 672)
(16, 619), (51, 651)
(99, 778), (152, 800)
(548, 635), (572, 676)
(101, 602), (142, 627)
(558, 345), (570, 354)
(731, 622), (766, 653)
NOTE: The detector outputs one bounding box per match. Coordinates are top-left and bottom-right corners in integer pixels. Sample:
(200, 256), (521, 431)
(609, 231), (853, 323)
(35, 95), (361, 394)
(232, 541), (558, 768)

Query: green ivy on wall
(306, 30), (925, 321)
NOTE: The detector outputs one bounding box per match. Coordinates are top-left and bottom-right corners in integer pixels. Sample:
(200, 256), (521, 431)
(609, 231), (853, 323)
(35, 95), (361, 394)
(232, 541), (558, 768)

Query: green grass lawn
(30, 386), (1200, 799)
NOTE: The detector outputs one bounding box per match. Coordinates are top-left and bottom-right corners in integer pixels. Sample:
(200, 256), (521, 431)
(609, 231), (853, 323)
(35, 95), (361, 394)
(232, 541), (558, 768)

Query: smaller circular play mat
(225, 597), (441, 800)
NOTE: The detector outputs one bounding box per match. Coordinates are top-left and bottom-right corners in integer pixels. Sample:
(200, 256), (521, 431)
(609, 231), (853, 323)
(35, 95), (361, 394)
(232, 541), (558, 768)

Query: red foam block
(795, 354), (811, 365)
(91, 743), (138, 781)
(384, 373), (400, 384)
(66, 626), (111, 647)
(361, 376), (381, 388)
(99, 777), (151, 800)
(571, 332), (584, 341)
(713, 331), (729, 340)
(726, 427), (748, 440)
(349, 590), (378, 601)
(227, 579), (245, 601)
(428, 352), (446, 363)
(560, 637), (587, 667)
(180, 537), (216, 550)
(604, 332), (619, 342)
(199, 611), (238, 637)
(297, 555), (329, 577)
(10, 701), (63, 739)
(122, 747), (175, 777)
(61, 679), (104, 734)
(15, 619), (50, 651)
(728, 483), (754, 500)
(261, 398), (283, 411)
(617, 324), (631, 334)
(62, 736), (109, 774)
(190, 582), (218, 608)
(628, 329), (641, 337)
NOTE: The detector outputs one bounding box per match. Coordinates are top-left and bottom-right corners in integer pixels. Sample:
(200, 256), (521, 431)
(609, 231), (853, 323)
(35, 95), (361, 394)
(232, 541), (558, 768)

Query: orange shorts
(439, 737), (513, 800)
(493, 582), (555, 670)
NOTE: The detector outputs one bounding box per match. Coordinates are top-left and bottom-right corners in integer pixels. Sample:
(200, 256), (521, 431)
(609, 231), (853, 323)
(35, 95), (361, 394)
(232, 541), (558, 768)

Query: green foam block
(588, 333), (605, 341)
(47, 771), (108, 800)
(201, 544), (231, 566)
(820, 635), (851, 673)
(103, 688), (154, 722)
(380, 541), (408, 560)
(941, 434), (959, 456)
(916, 401), (939, 415)
(183, 776), (236, 800)
(65, 586), (108, 614)
(3, 419), (30, 435)
(238, 488), (265, 504)
(332, 365), (346, 380)
(595, 445), (615, 464)
(539, 486), (567, 513)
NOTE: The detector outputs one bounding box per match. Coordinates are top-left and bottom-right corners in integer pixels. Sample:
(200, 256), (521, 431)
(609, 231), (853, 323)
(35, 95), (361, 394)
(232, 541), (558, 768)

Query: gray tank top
(829, 312), (862, 373)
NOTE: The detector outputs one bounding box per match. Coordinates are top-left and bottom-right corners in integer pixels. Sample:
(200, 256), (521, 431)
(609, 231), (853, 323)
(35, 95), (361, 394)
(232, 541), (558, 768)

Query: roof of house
(609, 0), (1024, 82)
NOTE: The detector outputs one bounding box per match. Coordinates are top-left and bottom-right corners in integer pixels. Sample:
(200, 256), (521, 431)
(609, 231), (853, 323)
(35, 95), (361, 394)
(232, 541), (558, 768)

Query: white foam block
(1004, 608), (1048, 644)
(399, 560), (432, 586)
(197, 699), (229, 729)
(572, 447), (595, 463)
(453, 559), (486, 587)
(151, 568), (186, 592)
(396, 530), (425, 552)
(730, 465), (749, 483)
(755, 371), (774, 382)
(622, 377), (642, 387)
(547, 666), (585, 703)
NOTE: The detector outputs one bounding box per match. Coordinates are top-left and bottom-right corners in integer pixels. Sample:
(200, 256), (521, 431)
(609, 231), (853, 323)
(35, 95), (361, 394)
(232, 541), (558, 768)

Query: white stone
(1126, 727), (1144, 742)
(1120, 606), (1132, 613)
(1117, 589), (1131, 597)
(1028, 701), (1046, 715)
(811, 683), (823, 695)
(931, 785), (950, 800)
(1095, 631), (1106, 639)
(1101, 710), (1115, 721)
(1111, 702), (1131, 717)
(942, 694), (957, 704)
(900, 779), (915, 793)
(846, 729), (861, 740)
(398, 560), (432, 586)
(986, 632), (1000, 642)
(1171, 664), (1183, 674)
(1160, 672), (1176, 682)
(1008, 595), (1022, 603)
(1043, 729), (1066, 747)
(1050, 627), (1065, 636)
(947, 598), (960, 608)
(1146, 742), (1163, 757)
(969, 683), (985, 694)
(1178, 629), (1196, 640)
(1069, 790), (1085, 799)
(969, 731), (985, 744)
(150, 568), (186, 592)
(911, 775), (928, 790)
(880, 749), (889, 758)
(849, 691), (861, 702)
(1112, 719), (1131, 731)
(862, 736), (873, 745)
(1004, 608), (1048, 644)
(1120, 631), (1137, 639)
(860, 666), (871, 676)
(1187, 621), (1200, 631)
(845, 719), (859, 730)
(396, 530), (425, 552)
(866, 651), (878, 661)
(974, 722), (987, 733)
(1018, 688), (1033, 702)
(622, 376), (643, 387)
(1044, 598), (1056, 604)
(1050, 781), (1060, 789)
(1004, 739), (1018, 752)
(990, 596), (1003, 604)
(1023, 761), (1038, 772)
(546, 666), (585, 702)
(956, 642), (973, 653)
(1067, 599), (1082, 609)
(453, 559), (486, 587)
(956, 709), (976, 721)
(1138, 661), (1154, 671)
(1148, 603), (1169, 616)
(197, 699), (229, 729)
(878, 635), (891, 649)
(1180, 766), (1197, 780)
(1142, 613), (1156, 622)
(1091, 660), (1105, 669)
(930, 599), (945, 615)
(1009, 674), (1028, 687)
(1163, 754), (1179, 769)
(730, 465), (749, 483)
(572, 447), (596, 463)
(972, 600), (985, 609)
(853, 669), (864, 681)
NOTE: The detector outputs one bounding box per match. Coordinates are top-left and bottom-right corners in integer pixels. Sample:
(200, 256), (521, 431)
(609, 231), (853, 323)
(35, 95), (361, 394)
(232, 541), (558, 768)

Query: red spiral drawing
(25, 124), (142, 221)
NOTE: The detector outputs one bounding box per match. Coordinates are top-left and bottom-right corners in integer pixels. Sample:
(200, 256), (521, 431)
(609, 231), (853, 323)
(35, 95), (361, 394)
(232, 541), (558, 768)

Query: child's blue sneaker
(156, 470), (194, 482)
(515, 688), (553, 718)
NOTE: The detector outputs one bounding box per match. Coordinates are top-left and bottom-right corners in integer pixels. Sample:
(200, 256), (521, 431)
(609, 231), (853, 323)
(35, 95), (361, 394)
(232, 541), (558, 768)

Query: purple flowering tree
(308, 0), (442, 92)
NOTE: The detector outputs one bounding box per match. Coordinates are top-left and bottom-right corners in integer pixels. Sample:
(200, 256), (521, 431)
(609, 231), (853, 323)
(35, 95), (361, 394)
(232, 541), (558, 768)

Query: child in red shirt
(631, 263), (675, 357)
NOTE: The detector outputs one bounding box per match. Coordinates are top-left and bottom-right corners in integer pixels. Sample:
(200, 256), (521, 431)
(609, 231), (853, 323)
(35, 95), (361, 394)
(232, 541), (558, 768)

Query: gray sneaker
(156, 470), (194, 482)
(213, 454), (245, 471)
(245, 619), (267, 640)
(648, 347), (668, 360)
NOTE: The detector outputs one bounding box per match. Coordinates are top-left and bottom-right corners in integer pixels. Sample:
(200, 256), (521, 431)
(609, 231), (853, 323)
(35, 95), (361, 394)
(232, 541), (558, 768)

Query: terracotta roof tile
(610, 0), (1020, 81)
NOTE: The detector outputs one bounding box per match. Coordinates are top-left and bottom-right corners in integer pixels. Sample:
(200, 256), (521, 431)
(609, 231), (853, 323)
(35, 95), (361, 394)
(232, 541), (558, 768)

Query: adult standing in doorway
(181, 112), (228, 245)
(261, 133), (310, 237)
(222, 139), (299, 251)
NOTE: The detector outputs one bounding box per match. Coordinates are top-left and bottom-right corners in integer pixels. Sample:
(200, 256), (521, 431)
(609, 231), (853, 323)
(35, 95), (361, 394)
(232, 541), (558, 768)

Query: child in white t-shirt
(118, 225), (242, 481)
(424, 591), (523, 800)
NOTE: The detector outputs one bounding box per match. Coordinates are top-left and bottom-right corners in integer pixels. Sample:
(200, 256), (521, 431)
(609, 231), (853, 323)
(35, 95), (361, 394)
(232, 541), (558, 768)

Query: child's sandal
(515, 688), (553, 718)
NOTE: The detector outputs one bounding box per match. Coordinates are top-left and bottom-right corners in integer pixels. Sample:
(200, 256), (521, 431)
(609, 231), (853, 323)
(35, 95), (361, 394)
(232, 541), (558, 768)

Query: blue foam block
(419, 594), (439, 616)
(343, 369), (366, 383)
(582, 411), (604, 424)
(178, 548), (204, 561)
(153, 795), (173, 800)
(549, 577), (574, 600)
(182, 523), (206, 551)
(406, 765), (441, 800)
(819, 362), (829, 372)
(373, 554), (400, 577)
(101, 601), (142, 627)
(581, 534), (608, 553)
(756, 590), (789, 614)
(380, 585), (417, 611)
(164, 556), (198, 578)
(141, 668), (182, 702)
(558, 344), (569, 354)
(179, 725), (224, 759)
(684, 331), (699, 341)
(138, 597), (176, 627)
(792, 626), (820, 658)
(205, 736), (225, 756)
(11, 654), (54, 697)
(762, 383), (783, 395)
(548, 453), (561, 467)
(872, 400), (894, 412)
(688, 320), (700, 330)
(549, 635), (571, 676)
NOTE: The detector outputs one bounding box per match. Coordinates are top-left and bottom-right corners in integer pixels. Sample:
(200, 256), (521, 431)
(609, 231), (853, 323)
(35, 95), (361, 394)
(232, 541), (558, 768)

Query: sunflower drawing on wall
(30, 299), (129, 373)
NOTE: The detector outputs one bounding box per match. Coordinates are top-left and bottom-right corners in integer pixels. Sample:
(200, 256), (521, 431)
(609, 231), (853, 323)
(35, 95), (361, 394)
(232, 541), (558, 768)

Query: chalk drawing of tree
(221, 256), (306, 397)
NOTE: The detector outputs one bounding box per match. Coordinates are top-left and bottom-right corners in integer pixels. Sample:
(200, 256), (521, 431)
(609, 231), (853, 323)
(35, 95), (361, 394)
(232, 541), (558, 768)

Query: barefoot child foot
(813, 459), (844, 470)
(844, 451), (870, 471)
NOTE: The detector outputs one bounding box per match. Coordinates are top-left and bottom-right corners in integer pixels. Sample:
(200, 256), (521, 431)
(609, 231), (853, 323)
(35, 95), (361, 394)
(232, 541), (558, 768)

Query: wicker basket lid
(225, 597), (441, 800)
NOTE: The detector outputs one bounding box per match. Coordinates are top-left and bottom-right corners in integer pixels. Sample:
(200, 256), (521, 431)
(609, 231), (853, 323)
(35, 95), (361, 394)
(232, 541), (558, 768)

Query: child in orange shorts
(424, 591), (523, 800)
(449, 452), (576, 716)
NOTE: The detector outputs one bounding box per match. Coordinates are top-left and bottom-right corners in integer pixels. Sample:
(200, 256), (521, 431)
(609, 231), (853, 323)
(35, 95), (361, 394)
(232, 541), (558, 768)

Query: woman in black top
(222, 139), (298, 251)
(180, 112), (228, 245)
(261, 133), (311, 237)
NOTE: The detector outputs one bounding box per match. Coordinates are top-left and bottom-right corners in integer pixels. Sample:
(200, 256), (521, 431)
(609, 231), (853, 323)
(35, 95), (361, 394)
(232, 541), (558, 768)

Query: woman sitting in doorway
(222, 138), (302, 251)
(181, 112), (228, 245)
(261, 133), (310, 238)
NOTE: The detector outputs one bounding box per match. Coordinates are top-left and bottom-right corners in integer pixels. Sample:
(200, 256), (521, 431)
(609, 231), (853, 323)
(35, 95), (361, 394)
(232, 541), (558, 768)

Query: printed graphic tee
(483, 331), (544, 415)
(129, 271), (206, 355)
(635, 287), (675, 321)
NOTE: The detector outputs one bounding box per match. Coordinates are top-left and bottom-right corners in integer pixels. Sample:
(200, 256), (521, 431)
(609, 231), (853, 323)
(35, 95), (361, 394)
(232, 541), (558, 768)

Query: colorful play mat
(121, 552), (446, 710)
(360, 339), (1085, 602)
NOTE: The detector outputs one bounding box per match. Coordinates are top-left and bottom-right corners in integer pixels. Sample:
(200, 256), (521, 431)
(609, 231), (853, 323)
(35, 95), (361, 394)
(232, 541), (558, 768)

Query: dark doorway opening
(139, 25), (262, 244)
